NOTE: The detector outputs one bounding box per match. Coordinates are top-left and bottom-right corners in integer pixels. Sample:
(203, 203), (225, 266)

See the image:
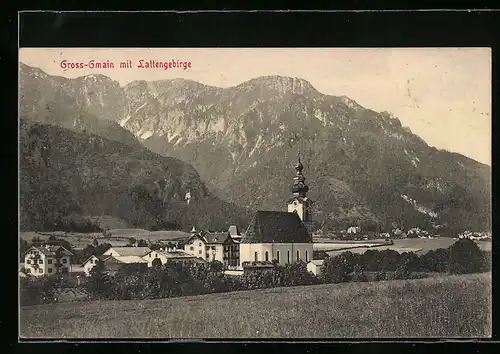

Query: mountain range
(19, 63), (492, 233)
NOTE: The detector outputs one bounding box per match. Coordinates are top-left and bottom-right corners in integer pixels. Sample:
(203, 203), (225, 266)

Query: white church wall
(240, 243), (313, 266)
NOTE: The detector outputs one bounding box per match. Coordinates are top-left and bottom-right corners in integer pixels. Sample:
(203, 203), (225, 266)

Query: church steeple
(291, 151), (309, 197)
(287, 151), (314, 229)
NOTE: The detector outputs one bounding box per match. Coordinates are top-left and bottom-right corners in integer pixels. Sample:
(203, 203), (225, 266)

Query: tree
(151, 258), (162, 269)
(92, 238), (99, 247)
(447, 239), (484, 274)
(85, 261), (113, 300)
(137, 239), (148, 247)
(149, 243), (161, 251)
(392, 258), (412, 280)
(322, 254), (351, 283)
(20, 239), (29, 260)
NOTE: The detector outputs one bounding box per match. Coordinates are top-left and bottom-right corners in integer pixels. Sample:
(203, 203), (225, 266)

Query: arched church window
(287, 251), (290, 264)
(254, 252), (258, 262)
(265, 251), (269, 262)
(305, 250), (308, 262)
(296, 250), (300, 261)
(276, 251), (280, 263)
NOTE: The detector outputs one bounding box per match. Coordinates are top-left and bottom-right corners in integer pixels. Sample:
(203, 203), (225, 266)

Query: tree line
(20, 239), (491, 306)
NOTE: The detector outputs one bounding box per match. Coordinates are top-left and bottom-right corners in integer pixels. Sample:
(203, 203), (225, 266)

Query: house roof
(106, 247), (151, 257)
(112, 256), (149, 264)
(156, 250), (197, 259)
(241, 211), (312, 244)
(203, 232), (228, 244)
(308, 260), (324, 266)
(186, 232), (228, 244)
(22, 245), (74, 257)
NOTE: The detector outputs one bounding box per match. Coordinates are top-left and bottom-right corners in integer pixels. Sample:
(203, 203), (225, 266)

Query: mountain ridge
(19, 63), (491, 233)
(19, 118), (251, 232)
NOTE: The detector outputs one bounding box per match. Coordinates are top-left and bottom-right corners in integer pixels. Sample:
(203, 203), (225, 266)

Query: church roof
(241, 211), (312, 244)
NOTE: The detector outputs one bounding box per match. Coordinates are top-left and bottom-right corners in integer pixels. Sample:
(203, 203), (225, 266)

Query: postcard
(18, 47), (491, 339)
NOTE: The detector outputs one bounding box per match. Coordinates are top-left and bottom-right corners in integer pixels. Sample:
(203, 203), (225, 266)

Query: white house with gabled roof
(22, 245), (74, 277)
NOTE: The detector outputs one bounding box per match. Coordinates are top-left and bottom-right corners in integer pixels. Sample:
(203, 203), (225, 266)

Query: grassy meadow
(20, 272), (491, 339)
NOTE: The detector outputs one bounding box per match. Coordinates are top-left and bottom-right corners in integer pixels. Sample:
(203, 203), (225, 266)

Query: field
(20, 230), (191, 250)
(20, 272), (491, 339)
(320, 237), (492, 257)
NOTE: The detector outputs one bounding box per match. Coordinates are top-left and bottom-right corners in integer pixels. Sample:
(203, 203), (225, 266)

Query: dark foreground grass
(20, 272), (491, 339)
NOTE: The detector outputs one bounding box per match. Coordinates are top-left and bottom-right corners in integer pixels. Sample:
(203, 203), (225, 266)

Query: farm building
(80, 254), (149, 276)
(102, 246), (151, 258)
(307, 260), (324, 276)
(142, 249), (205, 267)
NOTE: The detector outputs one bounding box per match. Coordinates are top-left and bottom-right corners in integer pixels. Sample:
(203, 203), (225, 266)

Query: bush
(85, 262), (114, 300)
(447, 239), (484, 274)
(351, 264), (368, 282)
(322, 254), (352, 283)
(374, 270), (387, 281)
(20, 276), (57, 306)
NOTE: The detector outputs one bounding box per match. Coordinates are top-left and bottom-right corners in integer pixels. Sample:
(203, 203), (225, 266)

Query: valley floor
(20, 272), (491, 339)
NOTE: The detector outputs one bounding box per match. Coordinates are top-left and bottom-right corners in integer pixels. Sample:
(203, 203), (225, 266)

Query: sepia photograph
(18, 47), (492, 339)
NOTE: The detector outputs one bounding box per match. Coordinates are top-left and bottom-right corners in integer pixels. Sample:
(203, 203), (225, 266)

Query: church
(239, 153), (314, 267)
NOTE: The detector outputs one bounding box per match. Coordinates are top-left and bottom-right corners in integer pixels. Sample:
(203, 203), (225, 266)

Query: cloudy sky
(19, 48), (491, 165)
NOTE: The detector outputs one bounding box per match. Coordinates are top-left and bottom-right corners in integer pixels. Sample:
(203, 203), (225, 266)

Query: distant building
(307, 260), (324, 276)
(22, 245), (74, 277)
(347, 226), (361, 234)
(239, 154), (314, 268)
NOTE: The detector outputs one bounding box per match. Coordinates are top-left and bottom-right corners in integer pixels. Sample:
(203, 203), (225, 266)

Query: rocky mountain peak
(236, 75), (319, 96)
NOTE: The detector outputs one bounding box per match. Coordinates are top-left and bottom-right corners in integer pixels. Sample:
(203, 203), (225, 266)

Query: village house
(81, 254), (149, 276)
(22, 245), (74, 277)
(142, 249), (205, 267)
(239, 156), (314, 269)
(81, 254), (111, 276)
(183, 228), (240, 266)
(307, 259), (324, 276)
